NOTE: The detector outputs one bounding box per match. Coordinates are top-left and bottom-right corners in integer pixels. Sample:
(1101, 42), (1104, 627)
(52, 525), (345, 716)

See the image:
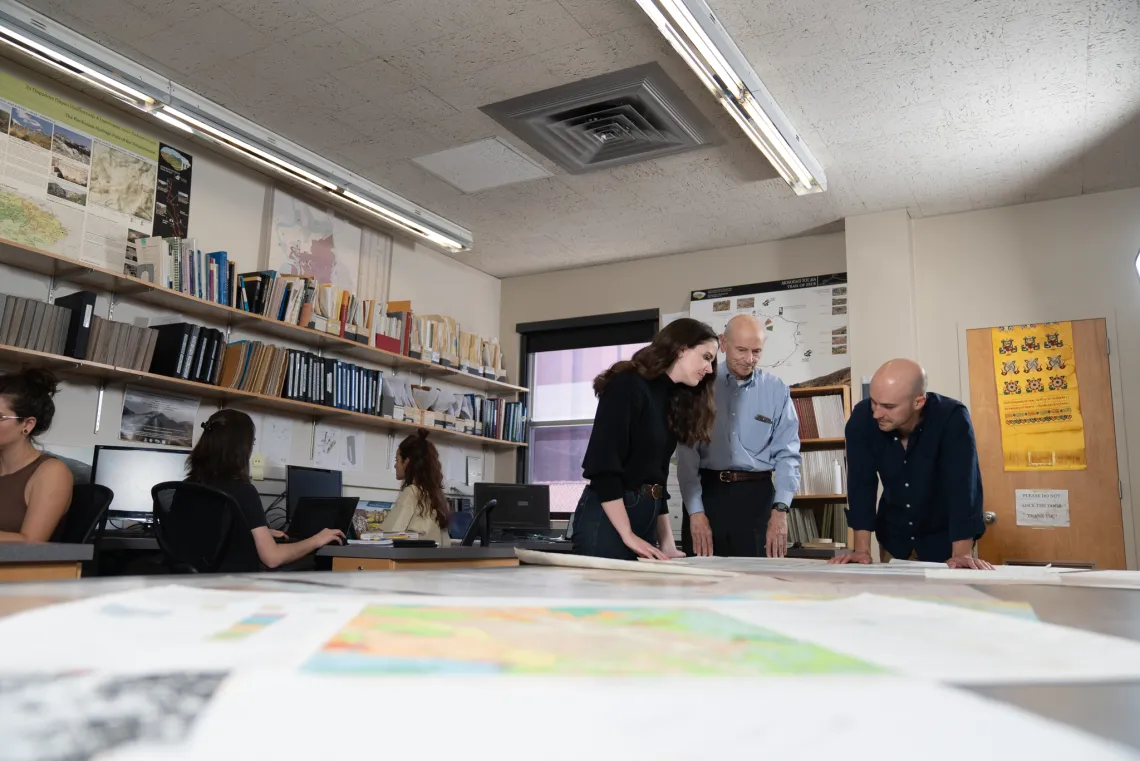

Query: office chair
(461, 499), (497, 547)
(52, 484), (113, 544)
(151, 481), (244, 574)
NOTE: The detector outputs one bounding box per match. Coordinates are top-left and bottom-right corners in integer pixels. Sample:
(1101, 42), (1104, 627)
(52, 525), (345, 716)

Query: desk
(0, 543), (93, 582)
(316, 545), (521, 571)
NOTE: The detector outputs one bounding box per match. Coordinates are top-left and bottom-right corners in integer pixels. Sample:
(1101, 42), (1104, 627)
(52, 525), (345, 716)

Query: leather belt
(639, 483), (666, 499)
(705, 470), (773, 484)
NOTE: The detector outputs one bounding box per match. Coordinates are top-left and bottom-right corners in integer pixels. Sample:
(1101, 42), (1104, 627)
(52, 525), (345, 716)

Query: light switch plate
(251, 454), (266, 481)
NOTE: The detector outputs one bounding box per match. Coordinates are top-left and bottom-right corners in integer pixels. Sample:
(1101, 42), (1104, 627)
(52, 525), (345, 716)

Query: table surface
(0, 565), (1137, 752)
(0, 542), (93, 563)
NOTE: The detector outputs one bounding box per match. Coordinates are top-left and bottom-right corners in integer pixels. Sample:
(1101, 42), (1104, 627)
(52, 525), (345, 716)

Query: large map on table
(301, 604), (882, 676)
(689, 273), (848, 386)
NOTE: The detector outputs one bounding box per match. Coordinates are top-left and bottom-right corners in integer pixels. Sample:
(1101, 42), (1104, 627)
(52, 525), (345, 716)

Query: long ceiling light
(632, 0), (826, 195)
(0, 0), (472, 253)
(0, 20), (154, 109)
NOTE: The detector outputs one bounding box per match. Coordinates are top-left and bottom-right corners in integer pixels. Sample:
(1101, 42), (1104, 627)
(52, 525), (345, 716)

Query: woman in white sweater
(379, 430), (451, 547)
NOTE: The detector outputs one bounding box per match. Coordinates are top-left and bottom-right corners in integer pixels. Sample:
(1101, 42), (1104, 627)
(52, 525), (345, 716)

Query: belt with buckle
(639, 483), (665, 499)
(706, 470), (773, 484)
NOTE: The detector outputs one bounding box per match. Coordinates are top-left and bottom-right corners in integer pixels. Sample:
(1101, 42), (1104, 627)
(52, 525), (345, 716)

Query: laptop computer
(285, 497), (360, 542)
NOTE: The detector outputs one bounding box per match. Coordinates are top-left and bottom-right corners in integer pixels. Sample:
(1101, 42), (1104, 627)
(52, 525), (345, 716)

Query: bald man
(830, 359), (991, 569)
(677, 315), (801, 557)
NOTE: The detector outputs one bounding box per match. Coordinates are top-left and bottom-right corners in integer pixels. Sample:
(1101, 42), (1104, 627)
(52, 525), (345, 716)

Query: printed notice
(1015, 489), (1070, 528)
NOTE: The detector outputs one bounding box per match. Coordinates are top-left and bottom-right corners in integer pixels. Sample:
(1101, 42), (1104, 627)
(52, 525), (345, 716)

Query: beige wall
(498, 233), (847, 380)
(847, 188), (1140, 568)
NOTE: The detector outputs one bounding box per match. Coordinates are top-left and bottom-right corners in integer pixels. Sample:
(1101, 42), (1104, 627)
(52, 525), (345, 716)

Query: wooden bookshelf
(789, 383), (852, 546)
(0, 239), (526, 395)
(800, 436), (845, 449)
(0, 344), (526, 450)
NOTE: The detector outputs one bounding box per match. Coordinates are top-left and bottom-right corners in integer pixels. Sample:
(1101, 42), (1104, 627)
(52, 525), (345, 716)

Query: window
(516, 309), (659, 515)
(527, 344), (648, 513)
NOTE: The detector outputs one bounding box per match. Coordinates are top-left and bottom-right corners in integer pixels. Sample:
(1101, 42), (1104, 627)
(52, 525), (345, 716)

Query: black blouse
(581, 369), (676, 505)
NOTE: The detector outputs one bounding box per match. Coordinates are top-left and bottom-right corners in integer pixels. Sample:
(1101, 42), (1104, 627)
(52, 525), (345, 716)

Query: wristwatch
(772, 502), (790, 513)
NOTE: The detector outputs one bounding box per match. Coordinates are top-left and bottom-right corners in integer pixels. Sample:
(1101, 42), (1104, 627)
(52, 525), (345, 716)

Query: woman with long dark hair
(0, 369), (73, 542)
(186, 409), (344, 570)
(572, 318), (718, 560)
(376, 430), (451, 546)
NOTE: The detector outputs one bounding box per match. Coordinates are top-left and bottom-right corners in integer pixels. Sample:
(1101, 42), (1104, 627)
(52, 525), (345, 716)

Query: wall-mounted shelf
(0, 239), (526, 395)
(800, 436), (845, 449)
(0, 344), (526, 450)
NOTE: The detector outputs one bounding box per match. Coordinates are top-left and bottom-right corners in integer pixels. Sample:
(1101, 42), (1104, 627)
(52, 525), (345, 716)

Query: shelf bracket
(107, 292), (118, 321)
(93, 381), (105, 434)
(46, 275), (57, 304)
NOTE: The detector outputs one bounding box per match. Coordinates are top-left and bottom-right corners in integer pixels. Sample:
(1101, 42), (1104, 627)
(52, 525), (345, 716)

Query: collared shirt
(677, 364), (801, 514)
(845, 392), (986, 562)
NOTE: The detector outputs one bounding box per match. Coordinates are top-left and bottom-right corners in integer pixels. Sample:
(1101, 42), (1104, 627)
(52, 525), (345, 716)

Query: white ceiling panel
(21, 0), (1140, 276)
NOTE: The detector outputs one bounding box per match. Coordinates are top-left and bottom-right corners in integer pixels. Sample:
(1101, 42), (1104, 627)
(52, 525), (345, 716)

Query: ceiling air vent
(480, 63), (717, 174)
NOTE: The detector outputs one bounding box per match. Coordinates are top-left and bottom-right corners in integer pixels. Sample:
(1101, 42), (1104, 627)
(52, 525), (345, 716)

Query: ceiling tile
(334, 0), (533, 55)
(220, 0), (324, 40)
(132, 8), (272, 72)
(295, 0), (394, 24)
(555, 0), (650, 36)
(57, 0), (167, 40)
(126, 0), (223, 24)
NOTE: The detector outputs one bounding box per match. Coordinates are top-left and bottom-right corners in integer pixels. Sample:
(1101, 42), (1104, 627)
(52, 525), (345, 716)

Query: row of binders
(465, 395), (527, 443)
(794, 393), (846, 439)
(797, 449), (848, 496)
(0, 293), (76, 357)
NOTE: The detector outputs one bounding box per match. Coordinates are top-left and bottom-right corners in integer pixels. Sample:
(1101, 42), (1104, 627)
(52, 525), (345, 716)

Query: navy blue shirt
(845, 393), (985, 562)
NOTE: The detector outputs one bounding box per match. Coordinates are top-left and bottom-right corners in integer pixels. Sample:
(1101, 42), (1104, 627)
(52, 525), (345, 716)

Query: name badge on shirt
(754, 413), (773, 424)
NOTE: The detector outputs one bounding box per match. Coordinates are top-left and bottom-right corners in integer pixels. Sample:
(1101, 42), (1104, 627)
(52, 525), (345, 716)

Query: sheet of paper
(1060, 570), (1140, 590)
(520, 549), (738, 577)
(722, 593), (1140, 684)
(1016, 488), (1070, 527)
(260, 414), (293, 468)
(925, 565), (1081, 583)
(145, 676), (1140, 761)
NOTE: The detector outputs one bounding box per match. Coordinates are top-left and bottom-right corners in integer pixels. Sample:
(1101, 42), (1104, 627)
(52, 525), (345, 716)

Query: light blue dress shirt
(677, 364), (802, 514)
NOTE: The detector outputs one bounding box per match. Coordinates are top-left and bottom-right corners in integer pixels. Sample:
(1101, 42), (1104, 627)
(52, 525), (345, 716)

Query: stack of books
(135, 237), (235, 307)
(462, 393), (527, 443)
(797, 450), (848, 496)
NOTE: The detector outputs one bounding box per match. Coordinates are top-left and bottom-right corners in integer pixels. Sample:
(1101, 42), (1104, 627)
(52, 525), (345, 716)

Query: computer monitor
(473, 483), (550, 531)
(92, 445), (191, 521)
(286, 465), (342, 520)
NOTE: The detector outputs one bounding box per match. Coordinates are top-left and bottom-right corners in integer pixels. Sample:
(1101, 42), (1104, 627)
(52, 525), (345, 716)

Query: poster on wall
(0, 70), (159, 271)
(689, 273), (848, 386)
(267, 188), (360, 291)
(152, 143), (193, 239)
(119, 386), (199, 448)
(990, 321), (1086, 471)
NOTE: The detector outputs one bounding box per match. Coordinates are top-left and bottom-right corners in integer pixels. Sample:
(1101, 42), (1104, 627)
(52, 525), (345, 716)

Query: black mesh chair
(151, 481), (246, 574)
(52, 484), (113, 544)
(461, 499), (497, 547)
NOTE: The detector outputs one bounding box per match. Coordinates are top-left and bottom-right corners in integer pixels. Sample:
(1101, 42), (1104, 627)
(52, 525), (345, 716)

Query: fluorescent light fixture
(1135, 250), (1139, 283)
(633, 0), (825, 195)
(151, 110), (193, 133)
(341, 190), (465, 251)
(161, 106), (337, 190)
(0, 20), (154, 108)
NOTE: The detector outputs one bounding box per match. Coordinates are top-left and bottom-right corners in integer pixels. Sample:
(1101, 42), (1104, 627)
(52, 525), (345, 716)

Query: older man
(676, 315), (801, 557)
(830, 358), (992, 568)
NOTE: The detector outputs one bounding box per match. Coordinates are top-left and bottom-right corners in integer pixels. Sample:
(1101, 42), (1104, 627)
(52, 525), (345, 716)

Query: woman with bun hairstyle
(377, 430), (451, 546)
(0, 369), (74, 542)
(573, 318), (719, 560)
(187, 409), (345, 571)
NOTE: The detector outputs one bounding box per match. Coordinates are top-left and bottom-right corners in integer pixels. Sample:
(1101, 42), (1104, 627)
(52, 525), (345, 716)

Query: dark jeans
(571, 486), (663, 560)
(681, 471), (775, 557)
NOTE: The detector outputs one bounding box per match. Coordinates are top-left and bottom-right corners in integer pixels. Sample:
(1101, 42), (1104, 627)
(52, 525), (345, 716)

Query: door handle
(983, 511), (997, 525)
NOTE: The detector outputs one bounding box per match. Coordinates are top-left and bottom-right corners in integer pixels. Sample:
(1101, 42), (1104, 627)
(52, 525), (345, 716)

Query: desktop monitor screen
(473, 483), (550, 531)
(286, 465), (342, 519)
(92, 445), (191, 520)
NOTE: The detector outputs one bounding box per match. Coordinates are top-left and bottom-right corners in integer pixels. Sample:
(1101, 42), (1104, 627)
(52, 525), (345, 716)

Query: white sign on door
(1015, 489), (1070, 528)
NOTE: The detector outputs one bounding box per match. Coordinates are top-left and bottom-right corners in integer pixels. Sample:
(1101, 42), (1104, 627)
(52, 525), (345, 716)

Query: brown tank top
(0, 454), (52, 533)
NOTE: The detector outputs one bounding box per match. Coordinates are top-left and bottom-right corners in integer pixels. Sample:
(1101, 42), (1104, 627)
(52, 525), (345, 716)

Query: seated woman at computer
(573, 318), (718, 561)
(379, 430), (451, 547)
(0, 369), (74, 543)
(187, 410), (345, 570)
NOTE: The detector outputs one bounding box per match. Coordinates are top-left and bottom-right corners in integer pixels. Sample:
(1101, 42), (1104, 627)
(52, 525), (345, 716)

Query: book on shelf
(460, 393), (527, 443)
(53, 291), (96, 360)
(0, 294), (74, 358)
(794, 392), (847, 439)
(148, 322), (223, 383)
(135, 237), (235, 308)
(376, 300), (411, 355)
